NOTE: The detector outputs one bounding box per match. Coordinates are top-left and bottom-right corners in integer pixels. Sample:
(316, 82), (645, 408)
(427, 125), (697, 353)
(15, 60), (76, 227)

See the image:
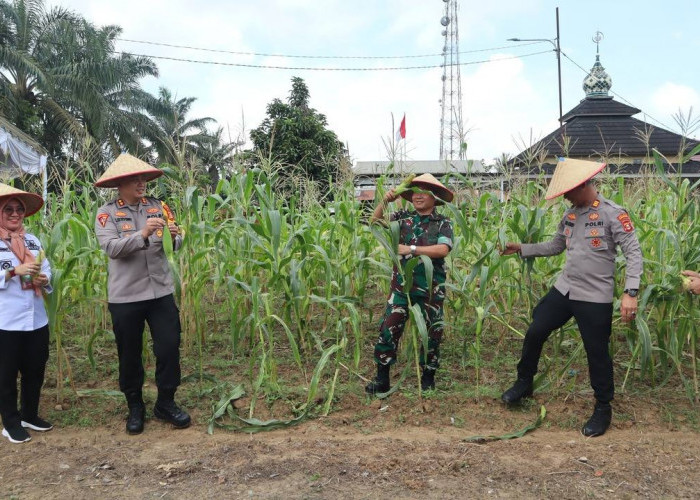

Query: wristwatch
(410, 244), (416, 257)
(624, 288), (639, 297)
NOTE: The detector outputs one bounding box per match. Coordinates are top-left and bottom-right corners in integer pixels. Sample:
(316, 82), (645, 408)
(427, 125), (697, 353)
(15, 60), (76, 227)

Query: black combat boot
(365, 364), (391, 395)
(125, 392), (145, 435)
(153, 389), (191, 429)
(581, 401), (612, 437)
(420, 368), (436, 391)
(501, 377), (534, 404)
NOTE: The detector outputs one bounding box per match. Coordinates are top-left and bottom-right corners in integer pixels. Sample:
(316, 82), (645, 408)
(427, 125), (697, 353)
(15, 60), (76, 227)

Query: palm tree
(149, 87), (217, 166)
(0, 0), (86, 150)
(0, 0), (165, 175)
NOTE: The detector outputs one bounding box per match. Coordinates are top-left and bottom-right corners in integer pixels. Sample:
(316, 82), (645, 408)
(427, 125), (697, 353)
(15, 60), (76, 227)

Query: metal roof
(514, 96), (699, 164)
(353, 159), (489, 176)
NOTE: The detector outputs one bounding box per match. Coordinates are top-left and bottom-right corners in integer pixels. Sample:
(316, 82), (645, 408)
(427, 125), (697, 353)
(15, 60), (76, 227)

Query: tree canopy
(248, 77), (348, 190)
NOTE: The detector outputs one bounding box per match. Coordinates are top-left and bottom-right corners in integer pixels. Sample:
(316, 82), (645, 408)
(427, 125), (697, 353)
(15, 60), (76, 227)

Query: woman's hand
(32, 273), (49, 287)
(15, 262), (40, 276)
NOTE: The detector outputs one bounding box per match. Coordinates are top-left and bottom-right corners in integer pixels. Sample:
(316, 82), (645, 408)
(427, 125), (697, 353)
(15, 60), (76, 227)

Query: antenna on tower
(439, 0), (465, 161)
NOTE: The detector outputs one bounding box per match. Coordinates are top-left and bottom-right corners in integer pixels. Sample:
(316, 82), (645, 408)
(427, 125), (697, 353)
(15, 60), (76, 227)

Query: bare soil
(1, 392), (698, 499)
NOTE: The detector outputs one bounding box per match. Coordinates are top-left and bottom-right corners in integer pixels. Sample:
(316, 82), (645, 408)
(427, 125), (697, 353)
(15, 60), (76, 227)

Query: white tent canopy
(0, 116), (48, 202)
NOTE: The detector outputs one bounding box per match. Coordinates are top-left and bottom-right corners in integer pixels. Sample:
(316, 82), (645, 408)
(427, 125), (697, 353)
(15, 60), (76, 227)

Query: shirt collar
(411, 208), (440, 220)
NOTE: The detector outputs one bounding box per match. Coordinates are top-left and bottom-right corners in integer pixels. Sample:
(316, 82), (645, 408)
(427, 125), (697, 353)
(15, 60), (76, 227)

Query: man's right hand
(500, 242), (522, 256)
(384, 189), (398, 203)
(141, 217), (166, 239)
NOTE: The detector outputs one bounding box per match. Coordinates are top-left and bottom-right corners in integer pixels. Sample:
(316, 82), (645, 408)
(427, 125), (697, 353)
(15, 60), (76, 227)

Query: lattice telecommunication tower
(438, 0), (464, 161)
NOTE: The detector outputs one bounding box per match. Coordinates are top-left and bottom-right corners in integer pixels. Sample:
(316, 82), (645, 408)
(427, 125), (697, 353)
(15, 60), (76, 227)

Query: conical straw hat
(544, 158), (606, 200)
(399, 173), (454, 205)
(94, 153), (163, 188)
(0, 183), (44, 216)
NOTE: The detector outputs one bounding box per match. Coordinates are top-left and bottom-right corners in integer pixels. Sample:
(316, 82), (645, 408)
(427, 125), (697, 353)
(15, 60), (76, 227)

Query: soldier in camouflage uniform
(365, 173), (454, 394)
(500, 158), (642, 437)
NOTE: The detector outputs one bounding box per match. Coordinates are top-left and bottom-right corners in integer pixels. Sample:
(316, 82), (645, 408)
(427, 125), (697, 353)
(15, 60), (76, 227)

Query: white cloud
(650, 82), (700, 117)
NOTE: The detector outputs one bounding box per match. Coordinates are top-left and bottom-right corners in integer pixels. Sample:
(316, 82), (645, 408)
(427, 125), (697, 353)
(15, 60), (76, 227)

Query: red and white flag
(395, 114), (406, 142)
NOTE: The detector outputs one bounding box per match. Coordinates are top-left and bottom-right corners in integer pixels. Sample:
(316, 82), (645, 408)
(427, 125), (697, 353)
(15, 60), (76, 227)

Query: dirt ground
(1, 393), (698, 500)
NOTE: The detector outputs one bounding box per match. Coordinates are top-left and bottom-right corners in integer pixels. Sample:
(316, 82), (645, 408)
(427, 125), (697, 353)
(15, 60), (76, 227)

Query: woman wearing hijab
(0, 183), (53, 444)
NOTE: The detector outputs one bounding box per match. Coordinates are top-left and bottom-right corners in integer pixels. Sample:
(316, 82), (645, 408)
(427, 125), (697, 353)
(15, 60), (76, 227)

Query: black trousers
(108, 294), (182, 397)
(0, 325), (50, 429)
(517, 287), (614, 403)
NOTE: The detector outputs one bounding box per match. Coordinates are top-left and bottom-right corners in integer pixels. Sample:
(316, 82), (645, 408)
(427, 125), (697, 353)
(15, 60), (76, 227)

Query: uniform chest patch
(589, 213), (599, 220)
(115, 211), (128, 217)
(589, 229), (600, 237)
(591, 238), (602, 248)
(567, 213), (577, 221)
(97, 213), (109, 227)
(617, 213), (634, 233)
(121, 223), (134, 231)
(147, 208), (160, 214)
(25, 240), (40, 251)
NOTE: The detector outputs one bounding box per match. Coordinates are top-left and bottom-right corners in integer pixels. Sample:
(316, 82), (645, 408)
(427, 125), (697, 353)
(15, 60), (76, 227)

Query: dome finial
(583, 31), (612, 98)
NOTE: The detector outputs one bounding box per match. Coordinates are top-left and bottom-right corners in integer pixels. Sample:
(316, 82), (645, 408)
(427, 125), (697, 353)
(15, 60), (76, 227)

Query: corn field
(15, 149), (700, 431)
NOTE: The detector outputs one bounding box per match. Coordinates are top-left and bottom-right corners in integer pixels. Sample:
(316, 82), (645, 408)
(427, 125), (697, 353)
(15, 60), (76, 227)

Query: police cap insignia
(97, 213), (109, 227)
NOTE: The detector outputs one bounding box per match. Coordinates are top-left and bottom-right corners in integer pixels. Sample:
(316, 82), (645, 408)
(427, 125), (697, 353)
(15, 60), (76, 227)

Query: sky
(47, 0), (700, 165)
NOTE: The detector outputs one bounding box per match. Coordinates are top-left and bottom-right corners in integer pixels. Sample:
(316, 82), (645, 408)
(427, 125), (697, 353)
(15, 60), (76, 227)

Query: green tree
(0, 0), (163, 172)
(248, 76), (348, 191)
(150, 87), (216, 165)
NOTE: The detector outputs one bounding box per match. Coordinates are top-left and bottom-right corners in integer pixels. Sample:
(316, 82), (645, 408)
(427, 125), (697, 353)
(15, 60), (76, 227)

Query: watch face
(626, 289), (638, 297)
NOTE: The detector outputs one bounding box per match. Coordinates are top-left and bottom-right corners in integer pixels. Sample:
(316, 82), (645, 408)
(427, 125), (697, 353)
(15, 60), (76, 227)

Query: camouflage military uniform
(373, 208), (453, 370)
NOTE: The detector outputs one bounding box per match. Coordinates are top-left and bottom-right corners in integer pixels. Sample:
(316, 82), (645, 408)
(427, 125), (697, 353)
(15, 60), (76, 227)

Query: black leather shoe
(420, 369), (435, 391)
(126, 405), (145, 435)
(154, 400), (191, 429)
(501, 378), (534, 404)
(365, 364), (391, 395)
(581, 402), (612, 437)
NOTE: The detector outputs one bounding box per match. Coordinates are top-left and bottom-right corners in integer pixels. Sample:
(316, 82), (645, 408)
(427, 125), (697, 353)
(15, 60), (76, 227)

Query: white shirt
(0, 233), (52, 331)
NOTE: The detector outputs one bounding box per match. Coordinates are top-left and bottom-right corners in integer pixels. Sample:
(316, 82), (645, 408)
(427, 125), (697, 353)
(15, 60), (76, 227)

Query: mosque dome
(582, 53), (612, 98)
